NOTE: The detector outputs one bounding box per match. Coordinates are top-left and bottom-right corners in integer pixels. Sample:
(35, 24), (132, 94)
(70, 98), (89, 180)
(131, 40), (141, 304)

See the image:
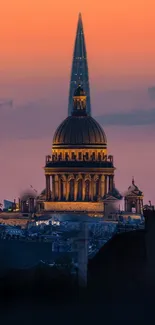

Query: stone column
(93, 182), (96, 197)
(91, 176), (94, 201)
(140, 198), (143, 213)
(136, 198), (141, 214)
(52, 175), (55, 201)
(82, 176), (85, 201)
(63, 177), (66, 200)
(136, 199), (139, 213)
(108, 175), (114, 192)
(58, 176), (61, 201)
(66, 176), (69, 201)
(108, 176), (110, 192)
(109, 175), (114, 192)
(124, 198), (127, 211)
(45, 175), (51, 201)
(55, 175), (59, 200)
(104, 176), (107, 195)
(141, 199), (144, 212)
(139, 199), (141, 213)
(74, 179), (78, 201)
(98, 175), (101, 197)
(101, 175), (105, 197)
(141, 198), (143, 213)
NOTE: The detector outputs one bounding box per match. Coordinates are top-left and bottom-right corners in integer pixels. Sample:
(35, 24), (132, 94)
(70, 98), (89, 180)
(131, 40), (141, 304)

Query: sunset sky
(1, 0), (155, 80)
(0, 0), (155, 205)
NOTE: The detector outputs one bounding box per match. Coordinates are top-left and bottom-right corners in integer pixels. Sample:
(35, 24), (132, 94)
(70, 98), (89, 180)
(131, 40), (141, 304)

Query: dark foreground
(1, 211), (155, 324)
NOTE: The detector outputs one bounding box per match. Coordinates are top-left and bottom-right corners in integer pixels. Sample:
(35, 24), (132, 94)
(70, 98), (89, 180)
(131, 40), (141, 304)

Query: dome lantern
(72, 85), (87, 116)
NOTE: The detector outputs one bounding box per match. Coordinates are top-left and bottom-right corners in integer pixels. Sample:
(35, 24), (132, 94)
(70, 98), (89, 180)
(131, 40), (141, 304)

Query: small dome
(126, 179), (143, 196)
(52, 115), (107, 148)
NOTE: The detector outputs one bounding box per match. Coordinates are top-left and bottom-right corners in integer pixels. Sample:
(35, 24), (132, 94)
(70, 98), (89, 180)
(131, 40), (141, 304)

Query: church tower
(124, 178), (144, 214)
(68, 13), (91, 116)
(43, 84), (115, 217)
(36, 14), (119, 217)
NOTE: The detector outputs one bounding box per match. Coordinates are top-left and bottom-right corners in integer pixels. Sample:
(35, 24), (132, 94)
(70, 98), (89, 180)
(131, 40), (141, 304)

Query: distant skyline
(0, 1), (155, 205)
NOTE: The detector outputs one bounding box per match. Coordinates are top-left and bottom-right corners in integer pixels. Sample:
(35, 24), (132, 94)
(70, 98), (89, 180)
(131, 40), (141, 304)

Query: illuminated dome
(42, 15), (116, 218)
(52, 85), (107, 149)
(52, 115), (107, 148)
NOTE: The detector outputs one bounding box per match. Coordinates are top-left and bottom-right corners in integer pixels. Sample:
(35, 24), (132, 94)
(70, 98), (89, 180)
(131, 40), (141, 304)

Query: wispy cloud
(0, 95), (155, 142)
(0, 99), (66, 141)
(96, 108), (155, 126)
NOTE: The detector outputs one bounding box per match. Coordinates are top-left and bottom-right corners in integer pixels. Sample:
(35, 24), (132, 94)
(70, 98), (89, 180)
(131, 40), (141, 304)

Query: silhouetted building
(3, 200), (14, 210)
(103, 184), (123, 216)
(21, 197), (35, 213)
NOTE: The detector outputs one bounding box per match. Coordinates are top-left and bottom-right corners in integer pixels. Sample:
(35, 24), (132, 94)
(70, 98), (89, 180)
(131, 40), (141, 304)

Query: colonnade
(45, 174), (114, 202)
(124, 197), (143, 214)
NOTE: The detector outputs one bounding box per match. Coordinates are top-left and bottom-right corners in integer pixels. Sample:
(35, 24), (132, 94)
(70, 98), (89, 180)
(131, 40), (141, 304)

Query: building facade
(43, 85), (115, 216)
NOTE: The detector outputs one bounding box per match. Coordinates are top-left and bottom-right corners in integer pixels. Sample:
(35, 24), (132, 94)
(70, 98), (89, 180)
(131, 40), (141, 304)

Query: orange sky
(0, 1), (155, 204)
(0, 0), (155, 80)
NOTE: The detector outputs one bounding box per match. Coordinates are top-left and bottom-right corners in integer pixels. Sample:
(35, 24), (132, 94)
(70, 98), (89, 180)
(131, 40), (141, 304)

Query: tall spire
(68, 13), (91, 116)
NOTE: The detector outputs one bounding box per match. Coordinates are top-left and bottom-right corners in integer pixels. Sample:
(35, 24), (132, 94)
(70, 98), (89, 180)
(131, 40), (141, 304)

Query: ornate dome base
(43, 201), (104, 217)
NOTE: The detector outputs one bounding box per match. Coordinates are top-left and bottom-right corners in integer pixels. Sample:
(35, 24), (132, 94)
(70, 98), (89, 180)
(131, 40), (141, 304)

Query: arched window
(131, 201), (136, 213)
(77, 179), (82, 201)
(132, 201), (136, 208)
(69, 179), (74, 201)
(85, 180), (90, 201)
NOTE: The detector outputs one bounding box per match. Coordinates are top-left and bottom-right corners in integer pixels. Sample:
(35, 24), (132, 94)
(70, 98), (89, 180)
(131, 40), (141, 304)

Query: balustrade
(45, 153), (113, 163)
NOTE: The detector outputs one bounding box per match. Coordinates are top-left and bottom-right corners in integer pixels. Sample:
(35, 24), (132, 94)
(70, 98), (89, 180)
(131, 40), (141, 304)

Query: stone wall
(44, 201), (104, 213)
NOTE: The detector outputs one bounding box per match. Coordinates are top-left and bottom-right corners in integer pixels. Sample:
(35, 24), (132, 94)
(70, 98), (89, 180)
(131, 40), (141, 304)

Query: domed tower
(43, 85), (116, 217)
(124, 177), (144, 214)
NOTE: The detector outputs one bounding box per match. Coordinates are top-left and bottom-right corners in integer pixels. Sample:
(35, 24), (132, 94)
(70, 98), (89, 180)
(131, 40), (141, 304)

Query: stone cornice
(44, 167), (115, 174)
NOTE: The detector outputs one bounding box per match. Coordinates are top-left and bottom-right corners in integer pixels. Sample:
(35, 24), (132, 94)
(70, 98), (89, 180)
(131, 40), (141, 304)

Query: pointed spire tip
(78, 12), (82, 21)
